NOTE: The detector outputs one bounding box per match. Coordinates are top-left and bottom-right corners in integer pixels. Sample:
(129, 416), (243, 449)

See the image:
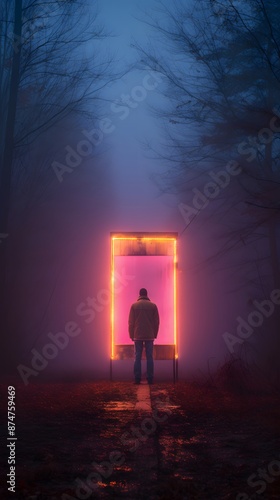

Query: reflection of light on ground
(153, 388), (182, 411)
(113, 466), (133, 472)
(174, 473), (195, 480)
(104, 401), (135, 411)
(135, 384), (152, 412)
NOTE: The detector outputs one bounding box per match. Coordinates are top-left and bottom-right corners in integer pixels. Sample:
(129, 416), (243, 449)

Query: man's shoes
(147, 380), (153, 385)
(134, 380), (141, 385)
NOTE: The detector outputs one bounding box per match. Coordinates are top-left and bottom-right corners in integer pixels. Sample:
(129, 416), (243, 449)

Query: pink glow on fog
(114, 255), (174, 344)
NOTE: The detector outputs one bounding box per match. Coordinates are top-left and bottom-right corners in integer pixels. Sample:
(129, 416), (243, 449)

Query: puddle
(104, 401), (135, 411)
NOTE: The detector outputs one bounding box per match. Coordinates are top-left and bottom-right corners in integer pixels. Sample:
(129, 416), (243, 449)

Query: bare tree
(0, 0), (111, 229)
(136, 0), (280, 382)
(136, 0), (280, 284)
(0, 0), (114, 372)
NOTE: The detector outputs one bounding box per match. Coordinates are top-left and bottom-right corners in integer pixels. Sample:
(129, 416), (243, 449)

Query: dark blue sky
(97, 0), (179, 229)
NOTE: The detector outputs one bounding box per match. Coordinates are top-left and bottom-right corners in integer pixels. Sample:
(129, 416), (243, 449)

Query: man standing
(128, 288), (160, 384)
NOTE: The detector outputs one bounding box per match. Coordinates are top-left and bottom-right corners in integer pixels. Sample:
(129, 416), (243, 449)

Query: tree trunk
(0, 0), (22, 374)
(267, 218), (280, 388)
(268, 219), (280, 290)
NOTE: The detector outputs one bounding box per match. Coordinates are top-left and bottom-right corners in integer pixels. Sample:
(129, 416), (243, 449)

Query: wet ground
(1, 380), (280, 499)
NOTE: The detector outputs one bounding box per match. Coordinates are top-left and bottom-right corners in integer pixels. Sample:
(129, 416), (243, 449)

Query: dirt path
(0, 381), (280, 499)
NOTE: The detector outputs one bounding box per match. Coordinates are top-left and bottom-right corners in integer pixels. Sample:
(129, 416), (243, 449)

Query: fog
(2, 0), (279, 388)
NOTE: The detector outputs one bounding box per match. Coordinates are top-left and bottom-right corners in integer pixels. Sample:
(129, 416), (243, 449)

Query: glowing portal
(110, 233), (178, 363)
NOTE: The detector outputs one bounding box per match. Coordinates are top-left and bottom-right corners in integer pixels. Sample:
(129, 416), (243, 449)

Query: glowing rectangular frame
(110, 232), (178, 360)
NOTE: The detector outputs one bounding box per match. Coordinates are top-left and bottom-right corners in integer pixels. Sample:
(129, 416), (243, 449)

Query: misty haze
(0, 1), (280, 499)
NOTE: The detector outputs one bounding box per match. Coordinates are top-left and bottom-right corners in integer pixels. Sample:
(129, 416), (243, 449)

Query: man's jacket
(128, 296), (159, 341)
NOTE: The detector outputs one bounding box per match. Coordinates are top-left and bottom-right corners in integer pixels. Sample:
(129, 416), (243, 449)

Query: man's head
(139, 288), (148, 297)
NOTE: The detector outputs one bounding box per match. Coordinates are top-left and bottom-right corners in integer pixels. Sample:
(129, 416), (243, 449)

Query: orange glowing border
(110, 234), (178, 360)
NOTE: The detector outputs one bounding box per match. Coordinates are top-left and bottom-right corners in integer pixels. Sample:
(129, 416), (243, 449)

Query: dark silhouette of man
(128, 288), (160, 384)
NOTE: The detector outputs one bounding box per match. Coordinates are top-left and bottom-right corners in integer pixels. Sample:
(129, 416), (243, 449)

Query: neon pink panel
(114, 256), (174, 345)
